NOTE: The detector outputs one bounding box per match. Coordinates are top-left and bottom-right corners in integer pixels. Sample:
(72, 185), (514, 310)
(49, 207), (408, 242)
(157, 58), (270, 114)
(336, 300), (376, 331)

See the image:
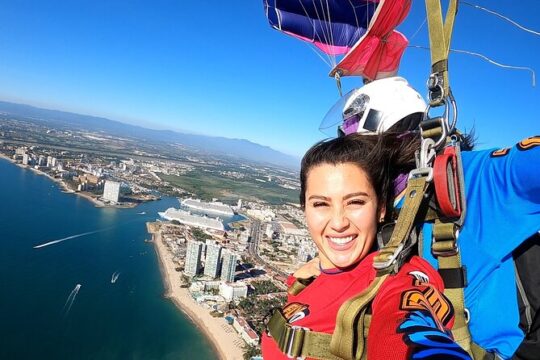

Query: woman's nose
(330, 208), (350, 232)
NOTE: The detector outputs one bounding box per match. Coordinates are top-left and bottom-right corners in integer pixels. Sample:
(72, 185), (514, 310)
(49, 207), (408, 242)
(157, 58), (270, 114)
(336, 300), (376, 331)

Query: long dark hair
(299, 132), (418, 220)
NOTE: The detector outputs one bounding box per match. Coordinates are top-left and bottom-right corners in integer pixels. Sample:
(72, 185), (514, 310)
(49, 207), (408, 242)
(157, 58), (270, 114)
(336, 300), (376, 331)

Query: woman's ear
(378, 205), (386, 223)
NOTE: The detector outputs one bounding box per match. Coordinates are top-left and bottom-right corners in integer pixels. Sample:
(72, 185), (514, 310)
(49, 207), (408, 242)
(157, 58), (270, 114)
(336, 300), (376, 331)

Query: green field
(160, 170), (299, 205)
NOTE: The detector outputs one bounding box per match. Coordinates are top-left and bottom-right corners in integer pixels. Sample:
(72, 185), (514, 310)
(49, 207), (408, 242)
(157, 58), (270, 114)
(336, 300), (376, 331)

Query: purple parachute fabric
(264, 0), (379, 55)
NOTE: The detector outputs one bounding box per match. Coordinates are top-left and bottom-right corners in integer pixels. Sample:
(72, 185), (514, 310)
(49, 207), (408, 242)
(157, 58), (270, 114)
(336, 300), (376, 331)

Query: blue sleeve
(506, 137), (540, 203)
(460, 136), (540, 261)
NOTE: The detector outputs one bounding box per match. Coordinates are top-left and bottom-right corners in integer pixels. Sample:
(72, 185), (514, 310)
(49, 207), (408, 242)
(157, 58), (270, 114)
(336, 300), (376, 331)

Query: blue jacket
(421, 137), (540, 359)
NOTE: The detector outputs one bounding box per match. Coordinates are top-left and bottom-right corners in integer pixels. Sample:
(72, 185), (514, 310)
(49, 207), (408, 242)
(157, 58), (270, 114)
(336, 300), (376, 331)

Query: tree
(243, 345), (260, 360)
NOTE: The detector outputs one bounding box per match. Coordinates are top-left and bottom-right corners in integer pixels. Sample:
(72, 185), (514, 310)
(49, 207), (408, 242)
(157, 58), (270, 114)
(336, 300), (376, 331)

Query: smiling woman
(262, 133), (470, 360)
(304, 162), (383, 269)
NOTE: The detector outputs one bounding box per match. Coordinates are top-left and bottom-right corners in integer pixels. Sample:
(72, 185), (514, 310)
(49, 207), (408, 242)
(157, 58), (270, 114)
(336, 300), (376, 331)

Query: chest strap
(267, 306), (372, 360)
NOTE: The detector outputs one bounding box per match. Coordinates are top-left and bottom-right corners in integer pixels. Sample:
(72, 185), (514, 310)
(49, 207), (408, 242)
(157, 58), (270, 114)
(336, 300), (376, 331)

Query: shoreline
(0, 155), (137, 209)
(149, 226), (244, 360)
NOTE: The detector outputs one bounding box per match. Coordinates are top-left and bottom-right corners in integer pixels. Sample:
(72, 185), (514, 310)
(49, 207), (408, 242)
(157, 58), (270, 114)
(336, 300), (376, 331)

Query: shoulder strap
(288, 276), (317, 296)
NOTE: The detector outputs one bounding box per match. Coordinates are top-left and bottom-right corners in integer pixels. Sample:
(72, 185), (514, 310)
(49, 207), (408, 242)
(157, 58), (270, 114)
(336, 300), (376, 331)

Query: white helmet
(320, 77), (427, 136)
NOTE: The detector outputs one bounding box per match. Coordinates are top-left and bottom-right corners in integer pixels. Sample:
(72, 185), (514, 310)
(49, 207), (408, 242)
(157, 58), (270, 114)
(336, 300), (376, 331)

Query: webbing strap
(374, 176), (430, 271)
(330, 274), (389, 360)
(266, 309), (342, 359)
(288, 276), (317, 296)
(425, 0), (458, 105)
(438, 252), (476, 358)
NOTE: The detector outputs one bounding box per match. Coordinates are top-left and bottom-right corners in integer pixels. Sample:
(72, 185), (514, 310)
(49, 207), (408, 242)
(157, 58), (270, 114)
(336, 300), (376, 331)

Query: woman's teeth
(328, 235), (354, 245)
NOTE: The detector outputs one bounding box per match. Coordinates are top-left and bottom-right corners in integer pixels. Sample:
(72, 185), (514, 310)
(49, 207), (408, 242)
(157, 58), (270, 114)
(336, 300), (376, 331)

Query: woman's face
(304, 162), (384, 269)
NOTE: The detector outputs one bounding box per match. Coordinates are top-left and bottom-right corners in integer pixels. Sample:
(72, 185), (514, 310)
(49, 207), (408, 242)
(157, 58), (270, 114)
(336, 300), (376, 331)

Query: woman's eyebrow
(307, 195), (330, 201)
(343, 192), (369, 200)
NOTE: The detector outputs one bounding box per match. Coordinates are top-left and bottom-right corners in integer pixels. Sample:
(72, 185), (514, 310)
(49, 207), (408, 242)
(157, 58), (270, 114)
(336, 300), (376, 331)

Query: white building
(204, 241), (222, 278)
(103, 180), (121, 203)
(22, 153), (30, 166)
(184, 241), (204, 277)
(247, 209), (275, 222)
(297, 240), (318, 263)
(220, 249), (238, 283)
(233, 316), (260, 347)
(219, 282), (248, 302)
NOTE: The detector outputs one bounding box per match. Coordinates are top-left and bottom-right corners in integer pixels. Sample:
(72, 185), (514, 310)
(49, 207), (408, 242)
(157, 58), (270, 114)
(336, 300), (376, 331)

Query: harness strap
(330, 274), (389, 360)
(374, 176), (431, 272)
(425, 0), (458, 105)
(288, 276), (317, 296)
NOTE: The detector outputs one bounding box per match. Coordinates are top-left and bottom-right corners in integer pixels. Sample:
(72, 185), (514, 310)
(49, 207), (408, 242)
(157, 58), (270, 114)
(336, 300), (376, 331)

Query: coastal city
(0, 115), (316, 360)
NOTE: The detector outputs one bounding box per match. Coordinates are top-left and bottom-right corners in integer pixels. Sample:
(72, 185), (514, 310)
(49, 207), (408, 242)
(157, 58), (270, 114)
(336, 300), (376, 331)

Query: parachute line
(409, 45), (536, 86)
(296, 0), (335, 67)
(461, 1), (540, 37)
(409, 17), (427, 41)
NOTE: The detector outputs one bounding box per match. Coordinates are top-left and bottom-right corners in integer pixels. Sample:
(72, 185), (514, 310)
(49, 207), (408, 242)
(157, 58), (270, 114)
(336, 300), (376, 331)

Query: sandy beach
(150, 226), (245, 360)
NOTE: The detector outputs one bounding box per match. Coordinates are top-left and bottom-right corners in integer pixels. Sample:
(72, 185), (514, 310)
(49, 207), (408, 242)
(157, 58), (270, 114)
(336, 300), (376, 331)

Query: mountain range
(0, 100), (300, 169)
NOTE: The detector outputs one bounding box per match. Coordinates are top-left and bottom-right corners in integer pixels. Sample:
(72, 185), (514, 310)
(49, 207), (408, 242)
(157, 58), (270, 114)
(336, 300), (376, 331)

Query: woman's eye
(347, 199), (366, 206)
(312, 202), (328, 208)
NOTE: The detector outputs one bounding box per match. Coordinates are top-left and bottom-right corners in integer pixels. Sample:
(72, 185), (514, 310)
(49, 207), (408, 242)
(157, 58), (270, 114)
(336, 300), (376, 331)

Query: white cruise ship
(158, 208), (224, 231)
(181, 198), (234, 216)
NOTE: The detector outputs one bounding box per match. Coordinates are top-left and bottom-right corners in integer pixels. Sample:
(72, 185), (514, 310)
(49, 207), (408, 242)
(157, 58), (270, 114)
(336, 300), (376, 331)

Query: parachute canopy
(263, 0), (412, 81)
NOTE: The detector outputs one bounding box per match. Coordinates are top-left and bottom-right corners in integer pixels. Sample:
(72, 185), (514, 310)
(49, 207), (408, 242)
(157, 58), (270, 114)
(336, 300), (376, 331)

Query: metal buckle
(409, 167), (433, 182)
(285, 326), (308, 359)
(373, 243), (404, 270)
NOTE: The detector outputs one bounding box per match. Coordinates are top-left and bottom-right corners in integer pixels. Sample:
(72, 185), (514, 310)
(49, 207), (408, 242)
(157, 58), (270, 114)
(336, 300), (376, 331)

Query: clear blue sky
(0, 1), (538, 157)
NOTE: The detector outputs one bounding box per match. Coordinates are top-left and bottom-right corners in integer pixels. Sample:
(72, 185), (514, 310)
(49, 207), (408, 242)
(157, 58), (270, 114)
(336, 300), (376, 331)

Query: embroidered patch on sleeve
(400, 286), (453, 326)
(282, 302), (310, 323)
(490, 148), (510, 157)
(517, 136), (540, 151)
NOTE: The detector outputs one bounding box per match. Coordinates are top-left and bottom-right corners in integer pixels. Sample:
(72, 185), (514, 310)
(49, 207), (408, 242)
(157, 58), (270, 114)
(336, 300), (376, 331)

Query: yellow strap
(288, 276), (317, 296)
(374, 176), (429, 271)
(266, 309), (342, 359)
(438, 254), (475, 357)
(330, 274), (389, 360)
(425, 0), (458, 105)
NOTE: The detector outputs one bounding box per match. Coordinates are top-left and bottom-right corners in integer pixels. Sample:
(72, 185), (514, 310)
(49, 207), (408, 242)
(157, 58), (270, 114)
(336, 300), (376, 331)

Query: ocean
(0, 158), (218, 359)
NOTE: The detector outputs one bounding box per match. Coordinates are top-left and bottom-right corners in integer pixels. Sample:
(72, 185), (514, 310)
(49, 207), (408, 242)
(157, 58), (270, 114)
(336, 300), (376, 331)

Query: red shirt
(262, 253), (458, 360)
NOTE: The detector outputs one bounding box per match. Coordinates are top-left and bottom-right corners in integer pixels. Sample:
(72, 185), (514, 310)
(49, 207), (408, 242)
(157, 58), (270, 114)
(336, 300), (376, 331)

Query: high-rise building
(184, 241), (204, 277)
(297, 240), (318, 263)
(46, 156), (53, 168)
(22, 154), (30, 166)
(204, 241), (222, 278)
(103, 180), (120, 203)
(220, 249), (238, 283)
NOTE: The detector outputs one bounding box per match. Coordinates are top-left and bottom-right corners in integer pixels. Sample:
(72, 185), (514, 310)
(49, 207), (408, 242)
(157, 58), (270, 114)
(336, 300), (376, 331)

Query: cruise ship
(181, 198), (234, 216)
(158, 208), (225, 231)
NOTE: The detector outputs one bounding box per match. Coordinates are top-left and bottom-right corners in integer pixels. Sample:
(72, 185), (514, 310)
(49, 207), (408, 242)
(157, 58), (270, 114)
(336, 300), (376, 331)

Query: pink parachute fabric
(331, 0), (412, 80)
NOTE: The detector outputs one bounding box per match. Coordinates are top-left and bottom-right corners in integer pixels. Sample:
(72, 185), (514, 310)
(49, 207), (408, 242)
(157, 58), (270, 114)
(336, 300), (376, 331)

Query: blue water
(0, 159), (217, 359)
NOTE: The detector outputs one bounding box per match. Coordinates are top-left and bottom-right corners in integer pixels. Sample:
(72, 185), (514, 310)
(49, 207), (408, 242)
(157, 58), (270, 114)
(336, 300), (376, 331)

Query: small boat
(111, 271), (120, 284)
(137, 211), (146, 215)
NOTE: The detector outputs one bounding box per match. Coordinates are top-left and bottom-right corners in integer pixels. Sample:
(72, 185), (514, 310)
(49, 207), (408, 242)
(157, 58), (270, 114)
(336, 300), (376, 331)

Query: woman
(261, 133), (469, 359)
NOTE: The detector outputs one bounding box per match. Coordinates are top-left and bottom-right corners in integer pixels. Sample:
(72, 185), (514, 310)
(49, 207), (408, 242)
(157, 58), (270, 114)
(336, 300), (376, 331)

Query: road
(247, 219), (288, 278)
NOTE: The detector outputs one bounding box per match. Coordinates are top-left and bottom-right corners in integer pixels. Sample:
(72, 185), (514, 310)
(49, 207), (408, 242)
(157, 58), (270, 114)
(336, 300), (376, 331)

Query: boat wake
(111, 271), (120, 284)
(63, 284), (81, 316)
(34, 229), (106, 249)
